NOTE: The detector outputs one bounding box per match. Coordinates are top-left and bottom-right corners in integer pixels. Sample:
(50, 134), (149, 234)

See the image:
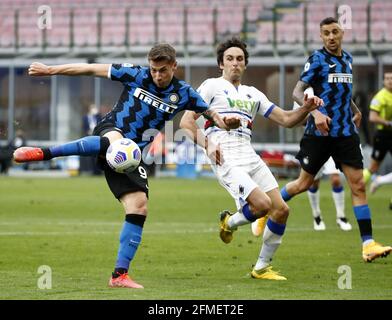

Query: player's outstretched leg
(219, 200), (264, 243)
(219, 210), (237, 244)
(13, 136), (110, 163)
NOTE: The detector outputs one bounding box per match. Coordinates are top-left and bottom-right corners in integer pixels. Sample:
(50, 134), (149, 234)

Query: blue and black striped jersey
(300, 48), (356, 137)
(102, 64), (208, 148)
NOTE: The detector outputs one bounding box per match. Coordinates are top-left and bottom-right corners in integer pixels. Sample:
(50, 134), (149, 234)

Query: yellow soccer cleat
(251, 266), (287, 280)
(251, 214), (269, 237)
(362, 240), (392, 262)
(219, 210), (236, 244)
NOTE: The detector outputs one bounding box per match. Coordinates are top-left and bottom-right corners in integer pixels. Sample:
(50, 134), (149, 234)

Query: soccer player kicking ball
(279, 17), (392, 262)
(13, 44), (240, 288)
(180, 37), (323, 280)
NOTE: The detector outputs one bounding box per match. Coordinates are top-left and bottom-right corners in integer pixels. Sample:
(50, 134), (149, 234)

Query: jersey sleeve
(186, 86), (209, 113)
(370, 91), (383, 113)
(197, 79), (215, 105)
(255, 89), (275, 118)
(109, 63), (139, 83)
(300, 53), (320, 85)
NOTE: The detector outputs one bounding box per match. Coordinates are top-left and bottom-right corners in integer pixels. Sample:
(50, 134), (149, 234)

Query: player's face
(220, 47), (246, 84)
(149, 60), (177, 88)
(320, 23), (344, 55)
(384, 73), (392, 91)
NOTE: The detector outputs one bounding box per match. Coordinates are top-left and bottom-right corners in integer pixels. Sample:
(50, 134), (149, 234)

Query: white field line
(0, 221), (392, 236)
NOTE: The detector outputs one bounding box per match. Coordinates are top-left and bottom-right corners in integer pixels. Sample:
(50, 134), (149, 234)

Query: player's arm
(202, 109), (240, 130)
(369, 110), (392, 127)
(28, 62), (110, 78)
(350, 99), (362, 128)
(268, 94), (324, 128)
(179, 111), (224, 165)
(293, 80), (330, 135)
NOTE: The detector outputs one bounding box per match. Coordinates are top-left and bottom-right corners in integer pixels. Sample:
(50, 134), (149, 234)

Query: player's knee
(251, 196), (272, 216)
(352, 179), (366, 196)
(275, 203), (290, 220)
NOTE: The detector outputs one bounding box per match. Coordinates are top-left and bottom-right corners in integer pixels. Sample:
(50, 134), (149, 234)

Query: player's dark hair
(320, 17), (339, 28)
(148, 43), (176, 63)
(216, 37), (249, 67)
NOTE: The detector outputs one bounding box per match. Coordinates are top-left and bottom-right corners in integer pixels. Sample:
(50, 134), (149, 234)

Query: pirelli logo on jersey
(328, 73), (352, 84)
(134, 87), (178, 114)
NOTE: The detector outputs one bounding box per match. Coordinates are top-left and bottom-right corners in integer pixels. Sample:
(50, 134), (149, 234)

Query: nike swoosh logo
(329, 64), (336, 68)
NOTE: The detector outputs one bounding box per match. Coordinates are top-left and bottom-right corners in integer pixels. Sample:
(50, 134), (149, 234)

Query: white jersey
(197, 77), (275, 168)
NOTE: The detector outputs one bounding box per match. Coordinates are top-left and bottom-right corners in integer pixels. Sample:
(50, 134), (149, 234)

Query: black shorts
(296, 134), (364, 175)
(93, 120), (149, 199)
(371, 130), (392, 162)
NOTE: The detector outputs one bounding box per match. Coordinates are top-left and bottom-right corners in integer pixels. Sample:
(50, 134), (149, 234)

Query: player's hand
(223, 116), (241, 130)
(28, 62), (51, 76)
(352, 111), (362, 128)
(313, 111), (331, 136)
(206, 139), (224, 165)
(302, 93), (324, 111)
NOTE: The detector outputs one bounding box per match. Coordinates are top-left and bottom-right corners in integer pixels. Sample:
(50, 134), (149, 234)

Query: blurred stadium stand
(0, 0), (391, 57)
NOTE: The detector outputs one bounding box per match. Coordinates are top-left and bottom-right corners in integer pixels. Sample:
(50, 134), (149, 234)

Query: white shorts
(314, 157), (341, 180)
(213, 162), (279, 210)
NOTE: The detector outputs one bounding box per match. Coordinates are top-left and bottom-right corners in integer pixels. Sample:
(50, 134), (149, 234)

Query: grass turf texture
(0, 176), (391, 299)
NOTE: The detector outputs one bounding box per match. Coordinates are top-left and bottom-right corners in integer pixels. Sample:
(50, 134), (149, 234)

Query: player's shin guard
(45, 136), (110, 159)
(255, 219), (286, 270)
(114, 214), (146, 274)
(353, 205), (373, 242)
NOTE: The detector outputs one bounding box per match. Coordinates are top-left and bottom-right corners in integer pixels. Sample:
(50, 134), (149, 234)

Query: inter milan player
(180, 37), (323, 280)
(279, 17), (392, 262)
(13, 43), (240, 288)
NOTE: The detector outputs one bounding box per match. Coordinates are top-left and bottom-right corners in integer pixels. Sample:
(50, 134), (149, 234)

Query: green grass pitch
(0, 176), (391, 299)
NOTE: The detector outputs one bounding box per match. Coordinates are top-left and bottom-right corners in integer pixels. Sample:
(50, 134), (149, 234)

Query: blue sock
(242, 203), (257, 222)
(49, 136), (102, 158)
(266, 219), (286, 236)
(281, 186), (292, 202)
(332, 185), (343, 193)
(115, 221), (143, 270)
(308, 186), (318, 193)
(353, 204), (373, 242)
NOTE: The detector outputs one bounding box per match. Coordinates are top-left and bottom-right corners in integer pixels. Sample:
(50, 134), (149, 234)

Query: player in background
(13, 44), (240, 288)
(180, 37), (323, 280)
(279, 17), (392, 262)
(363, 72), (392, 184)
(294, 89), (352, 232)
(370, 171), (392, 210)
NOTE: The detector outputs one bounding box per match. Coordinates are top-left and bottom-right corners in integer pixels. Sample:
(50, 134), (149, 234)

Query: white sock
(332, 189), (345, 219)
(255, 223), (283, 270)
(363, 239), (374, 247)
(228, 212), (250, 229)
(377, 172), (392, 186)
(307, 189), (321, 218)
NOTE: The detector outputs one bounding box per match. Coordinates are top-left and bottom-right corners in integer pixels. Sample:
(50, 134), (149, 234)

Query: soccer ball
(106, 138), (141, 173)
